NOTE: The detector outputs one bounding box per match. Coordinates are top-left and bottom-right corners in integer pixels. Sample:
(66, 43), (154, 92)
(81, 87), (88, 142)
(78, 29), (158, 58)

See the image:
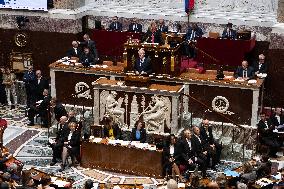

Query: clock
(14, 32), (28, 47)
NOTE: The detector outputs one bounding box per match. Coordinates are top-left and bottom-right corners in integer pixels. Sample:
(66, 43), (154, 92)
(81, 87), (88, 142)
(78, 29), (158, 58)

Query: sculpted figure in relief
(106, 91), (125, 125)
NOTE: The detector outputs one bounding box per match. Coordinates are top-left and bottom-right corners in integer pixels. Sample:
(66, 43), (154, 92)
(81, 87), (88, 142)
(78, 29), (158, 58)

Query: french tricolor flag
(185, 0), (194, 14)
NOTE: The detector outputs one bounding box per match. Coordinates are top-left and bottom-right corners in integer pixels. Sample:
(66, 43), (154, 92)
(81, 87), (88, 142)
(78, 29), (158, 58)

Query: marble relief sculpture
(105, 91), (125, 126)
(141, 95), (168, 132)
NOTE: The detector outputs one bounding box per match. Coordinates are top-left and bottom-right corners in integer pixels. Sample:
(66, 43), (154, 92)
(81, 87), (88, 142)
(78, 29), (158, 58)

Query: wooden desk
(81, 141), (163, 178)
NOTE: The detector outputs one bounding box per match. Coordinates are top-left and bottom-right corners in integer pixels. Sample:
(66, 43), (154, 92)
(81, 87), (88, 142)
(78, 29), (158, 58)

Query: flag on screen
(185, 0), (194, 14)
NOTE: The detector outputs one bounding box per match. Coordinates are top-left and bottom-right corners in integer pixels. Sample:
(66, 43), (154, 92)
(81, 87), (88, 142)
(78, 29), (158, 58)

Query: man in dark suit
(185, 23), (203, 58)
(253, 54), (268, 74)
(50, 97), (67, 123)
(158, 19), (168, 33)
(35, 70), (49, 101)
(234, 60), (255, 79)
(134, 48), (152, 75)
(200, 119), (222, 168)
(191, 126), (208, 176)
(109, 16), (123, 31)
(270, 107), (284, 127)
(23, 66), (37, 107)
(222, 22), (237, 39)
(257, 112), (280, 158)
(78, 34), (99, 61)
(79, 47), (96, 67)
(66, 41), (82, 58)
(128, 18), (143, 33)
(49, 115), (68, 166)
(27, 89), (51, 127)
(177, 129), (197, 173)
(143, 22), (164, 45)
(67, 109), (77, 124)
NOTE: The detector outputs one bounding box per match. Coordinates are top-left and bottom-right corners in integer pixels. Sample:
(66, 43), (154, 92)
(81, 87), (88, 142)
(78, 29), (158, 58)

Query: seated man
(177, 129), (206, 177)
(143, 22), (164, 45)
(49, 116), (68, 166)
(269, 107), (284, 127)
(234, 60), (255, 80)
(79, 47), (96, 67)
(191, 126), (208, 176)
(185, 23), (203, 58)
(200, 119), (222, 168)
(222, 22), (237, 39)
(257, 112), (280, 158)
(109, 16), (123, 31)
(134, 48), (152, 75)
(28, 89), (51, 127)
(50, 97), (67, 123)
(253, 54), (268, 74)
(128, 18), (142, 33)
(66, 41), (82, 58)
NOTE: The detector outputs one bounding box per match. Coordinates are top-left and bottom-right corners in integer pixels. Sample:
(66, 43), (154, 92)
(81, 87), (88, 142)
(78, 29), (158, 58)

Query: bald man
(234, 60), (255, 80)
(66, 41), (82, 58)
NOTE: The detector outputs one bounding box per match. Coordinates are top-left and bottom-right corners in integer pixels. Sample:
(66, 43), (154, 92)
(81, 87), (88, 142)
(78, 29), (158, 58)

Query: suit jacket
(128, 23), (142, 33)
(79, 40), (98, 59)
(143, 30), (164, 45)
(134, 57), (152, 74)
(234, 66), (255, 79)
(54, 103), (67, 122)
(56, 123), (69, 141)
(200, 126), (214, 146)
(186, 27), (203, 41)
(23, 71), (36, 91)
(131, 128), (146, 143)
(253, 61), (268, 74)
(35, 77), (49, 101)
(79, 53), (96, 67)
(257, 119), (274, 139)
(177, 137), (195, 164)
(191, 134), (205, 157)
(67, 116), (77, 124)
(62, 130), (81, 147)
(109, 21), (123, 31)
(103, 124), (122, 140)
(37, 95), (51, 117)
(269, 114), (284, 126)
(66, 47), (82, 58)
(163, 143), (181, 165)
(158, 25), (169, 33)
(222, 28), (237, 39)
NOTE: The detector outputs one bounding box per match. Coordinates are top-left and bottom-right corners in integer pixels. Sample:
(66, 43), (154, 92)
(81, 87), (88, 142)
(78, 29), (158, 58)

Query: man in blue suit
(23, 65), (37, 107)
(109, 16), (123, 31)
(234, 60), (255, 80)
(222, 23), (237, 39)
(185, 23), (203, 58)
(134, 48), (152, 75)
(128, 18), (142, 33)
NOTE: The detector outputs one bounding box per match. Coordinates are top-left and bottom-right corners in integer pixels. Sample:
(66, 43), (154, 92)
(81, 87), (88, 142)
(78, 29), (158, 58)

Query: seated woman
(162, 134), (185, 182)
(102, 116), (122, 140)
(131, 120), (146, 143)
(0, 147), (12, 172)
(60, 122), (81, 171)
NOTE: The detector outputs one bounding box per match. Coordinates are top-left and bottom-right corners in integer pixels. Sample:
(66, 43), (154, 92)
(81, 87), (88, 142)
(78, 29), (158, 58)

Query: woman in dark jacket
(102, 116), (122, 140)
(131, 120), (146, 143)
(162, 134), (185, 182)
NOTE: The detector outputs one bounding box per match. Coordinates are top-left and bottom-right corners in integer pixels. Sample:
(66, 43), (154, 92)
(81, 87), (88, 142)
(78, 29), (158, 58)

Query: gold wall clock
(14, 32), (28, 47)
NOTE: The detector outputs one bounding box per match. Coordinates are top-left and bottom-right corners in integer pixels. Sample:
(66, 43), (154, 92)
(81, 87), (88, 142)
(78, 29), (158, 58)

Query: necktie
(115, 23), (117, 30)
(140, 59), (143, 67)
(151, 33), (154, 43)
(74, 48), (77, 55)
(243, 69), (247, 78)
(229, 30), (231, 38)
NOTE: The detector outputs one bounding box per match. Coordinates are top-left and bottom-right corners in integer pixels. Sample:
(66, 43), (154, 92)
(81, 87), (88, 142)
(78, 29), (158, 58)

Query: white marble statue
(142, 95), (167, 132)
(105, 91), (125, 126)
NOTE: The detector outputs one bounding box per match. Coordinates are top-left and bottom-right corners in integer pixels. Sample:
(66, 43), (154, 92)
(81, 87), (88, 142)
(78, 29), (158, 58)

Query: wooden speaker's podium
(123, 42), (182, 76)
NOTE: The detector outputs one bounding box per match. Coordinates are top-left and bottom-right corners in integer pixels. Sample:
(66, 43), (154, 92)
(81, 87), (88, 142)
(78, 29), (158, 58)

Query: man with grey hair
(66, 41), (82, 58)
(253, 54), (268, 74)
(35, 69), (48, 101)
(134, 48), (152, 75)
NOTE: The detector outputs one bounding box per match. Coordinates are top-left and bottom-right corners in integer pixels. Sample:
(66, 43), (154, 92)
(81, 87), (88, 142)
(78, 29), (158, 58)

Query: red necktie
(151, 33), (154, 43)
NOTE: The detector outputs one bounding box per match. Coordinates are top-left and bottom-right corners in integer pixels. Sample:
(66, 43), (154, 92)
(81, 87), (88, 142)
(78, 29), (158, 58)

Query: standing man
(222, 22), (237, 39)
(78, 34), (99, 62)
(2, 68), (17, 106)
(109, 16), (123, 31)
(134, 48), (152, 75)
(185, 23), (203, 58)
(35, 70), (49, 101)
(23, 66), (36, 107)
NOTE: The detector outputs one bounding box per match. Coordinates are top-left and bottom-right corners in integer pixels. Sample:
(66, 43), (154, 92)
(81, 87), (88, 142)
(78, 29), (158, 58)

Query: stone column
(171, 96), (179, 134)
(93, 88), (100, 124)
(50, 69), (56, 97)
(278, 0), (284, 22)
